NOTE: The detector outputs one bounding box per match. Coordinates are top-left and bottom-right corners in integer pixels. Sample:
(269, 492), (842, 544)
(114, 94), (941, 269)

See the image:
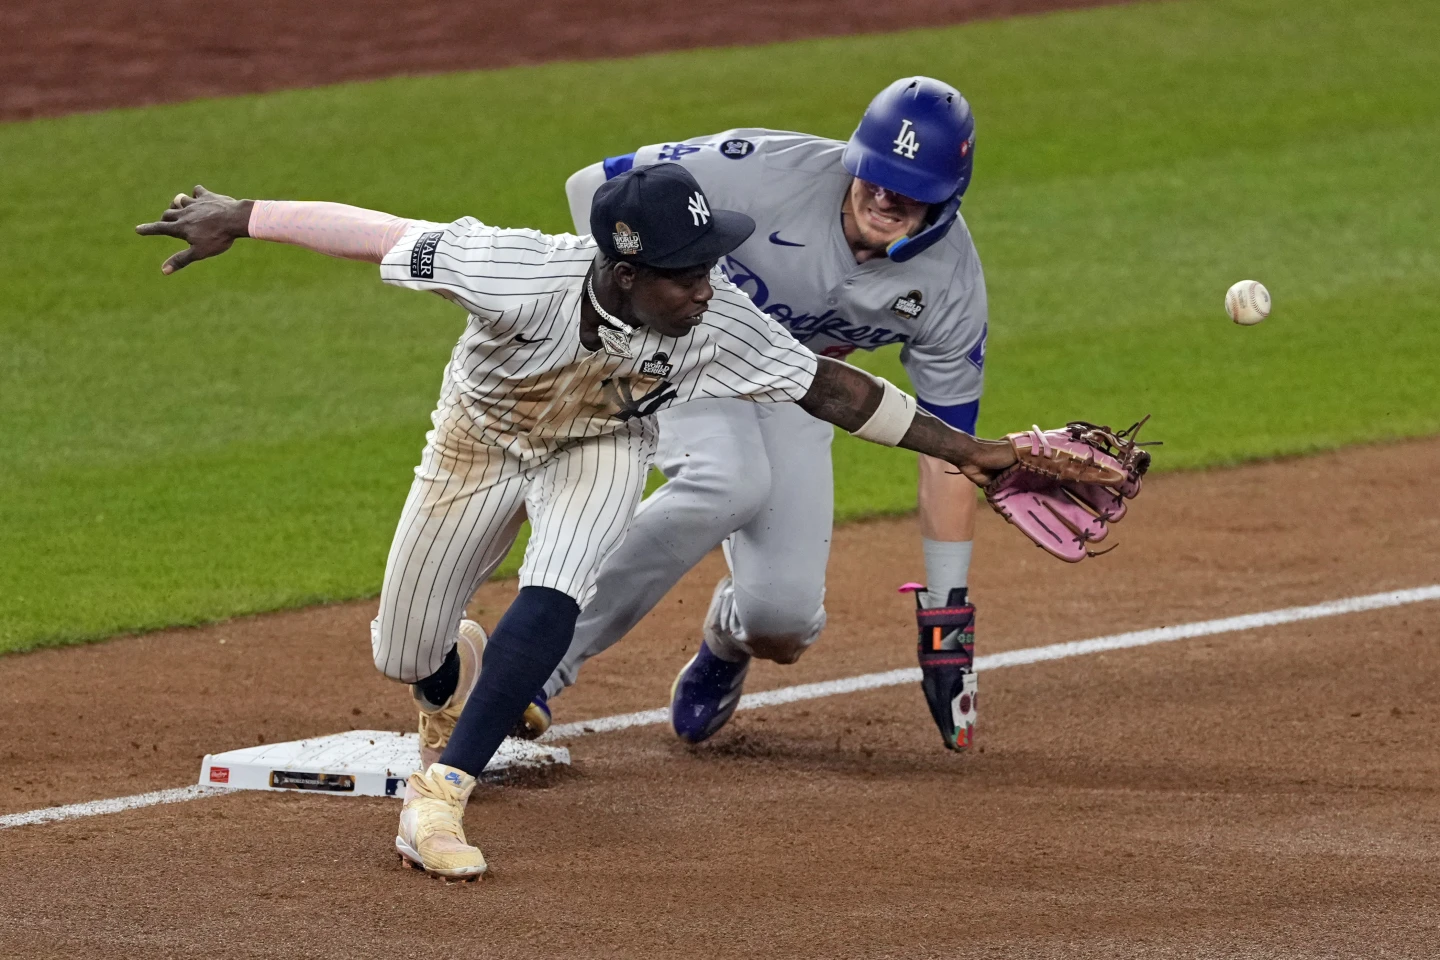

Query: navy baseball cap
(590, 162), (755, 269)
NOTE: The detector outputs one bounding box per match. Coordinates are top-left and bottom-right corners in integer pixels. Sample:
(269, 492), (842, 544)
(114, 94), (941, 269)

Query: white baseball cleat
(416, 620), (486, 770)
(395, 763), (487, 880)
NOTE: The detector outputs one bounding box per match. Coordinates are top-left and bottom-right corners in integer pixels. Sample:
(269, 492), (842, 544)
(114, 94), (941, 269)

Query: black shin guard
(913, 586), (977, 751)
(438, 586), (579, 776)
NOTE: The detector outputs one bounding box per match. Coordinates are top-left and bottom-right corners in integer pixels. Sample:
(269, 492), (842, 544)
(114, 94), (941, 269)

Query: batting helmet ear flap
(886, 194), (961, 263)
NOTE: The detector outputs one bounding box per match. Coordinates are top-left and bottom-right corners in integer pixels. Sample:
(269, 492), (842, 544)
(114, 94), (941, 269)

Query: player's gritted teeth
(848, 178), (928, 249)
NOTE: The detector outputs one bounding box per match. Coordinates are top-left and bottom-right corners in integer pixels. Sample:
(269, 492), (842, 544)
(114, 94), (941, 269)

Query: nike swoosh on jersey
(513, 334), (551, 344)
(767, 232), (805, 247)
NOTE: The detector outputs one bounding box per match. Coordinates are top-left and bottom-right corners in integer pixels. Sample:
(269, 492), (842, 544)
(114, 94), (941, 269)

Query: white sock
(921, 538), (973, 608)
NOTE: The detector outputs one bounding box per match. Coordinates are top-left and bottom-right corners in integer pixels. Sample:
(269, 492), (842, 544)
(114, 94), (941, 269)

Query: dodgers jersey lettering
(379, 218), (818, 460)
(625, 129), (988, 408)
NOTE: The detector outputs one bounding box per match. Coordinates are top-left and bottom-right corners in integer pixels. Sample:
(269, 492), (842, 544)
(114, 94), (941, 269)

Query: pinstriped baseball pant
(370, 403), (655, 684)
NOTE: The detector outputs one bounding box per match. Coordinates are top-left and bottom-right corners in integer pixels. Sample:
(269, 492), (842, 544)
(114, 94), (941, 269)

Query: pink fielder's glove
(985, 418), (1155, 562)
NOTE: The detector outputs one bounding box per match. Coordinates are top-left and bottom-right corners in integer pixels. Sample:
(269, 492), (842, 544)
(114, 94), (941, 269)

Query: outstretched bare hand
(135, 186), (253, 274)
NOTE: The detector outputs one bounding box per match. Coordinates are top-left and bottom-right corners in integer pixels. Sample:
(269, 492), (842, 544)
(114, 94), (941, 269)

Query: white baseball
(1225, 280), (1271, 326)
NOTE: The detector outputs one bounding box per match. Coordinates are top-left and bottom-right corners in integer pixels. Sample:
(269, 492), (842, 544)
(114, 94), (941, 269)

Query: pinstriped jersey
(379, 218), (817, 460)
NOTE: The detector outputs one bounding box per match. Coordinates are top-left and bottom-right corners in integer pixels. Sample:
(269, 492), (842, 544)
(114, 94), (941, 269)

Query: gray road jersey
(626, 129), (988, 406)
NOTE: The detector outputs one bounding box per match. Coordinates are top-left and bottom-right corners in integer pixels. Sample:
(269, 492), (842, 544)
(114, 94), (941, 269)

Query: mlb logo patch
(891, 290), (925, 320)
(612, 221), (643, 255)
(719, 139), (755, 159)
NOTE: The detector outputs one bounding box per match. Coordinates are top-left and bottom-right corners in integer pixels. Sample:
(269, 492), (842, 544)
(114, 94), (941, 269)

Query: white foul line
(0, 785), (232, 830)
(543, 584), (1440, 739)
(5, 584), (1437, 831)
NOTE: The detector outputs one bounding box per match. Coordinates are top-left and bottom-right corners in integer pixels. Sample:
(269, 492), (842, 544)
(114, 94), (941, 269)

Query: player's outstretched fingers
(134, 220), (205, 273)
(161, 245), (201, 275)
(134, 219), (183, 238)
(136, 186), (246, 273)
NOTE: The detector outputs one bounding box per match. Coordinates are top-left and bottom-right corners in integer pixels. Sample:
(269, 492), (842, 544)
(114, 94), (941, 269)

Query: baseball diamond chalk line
(0, 785), (230, 829)
(4, 584), (1437, 831)
(542, 584), (1440, 738)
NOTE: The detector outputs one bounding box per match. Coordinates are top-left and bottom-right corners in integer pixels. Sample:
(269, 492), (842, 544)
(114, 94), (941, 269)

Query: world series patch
(891, 289), (925, 320)
(410, 231), (443, 279)
(640, 352), (674, 378)
(612, 221), (643, 255)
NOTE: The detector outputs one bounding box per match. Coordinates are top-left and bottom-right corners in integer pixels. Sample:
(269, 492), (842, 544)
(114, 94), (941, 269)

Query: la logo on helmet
(687, 191), (711, 226)
(892, 119), (921, 159)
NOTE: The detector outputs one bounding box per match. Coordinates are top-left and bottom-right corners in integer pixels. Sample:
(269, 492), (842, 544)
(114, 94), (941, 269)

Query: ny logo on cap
(687, 191), (711, 226)
(893, 119), (920, 159)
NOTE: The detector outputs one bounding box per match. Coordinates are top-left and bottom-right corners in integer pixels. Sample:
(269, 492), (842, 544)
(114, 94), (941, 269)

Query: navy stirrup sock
(413, 644), (460, 708)
(439, 586), (580, 776)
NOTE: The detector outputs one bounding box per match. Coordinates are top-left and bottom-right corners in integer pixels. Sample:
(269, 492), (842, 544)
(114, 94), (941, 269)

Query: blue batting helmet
(842, 77), (976, 262)
(843, 76), (976, 204)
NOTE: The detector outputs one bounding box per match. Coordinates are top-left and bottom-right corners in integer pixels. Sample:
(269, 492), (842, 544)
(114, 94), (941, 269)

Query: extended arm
(135, 187), (414, 274)
(796, 357), (1015, 485)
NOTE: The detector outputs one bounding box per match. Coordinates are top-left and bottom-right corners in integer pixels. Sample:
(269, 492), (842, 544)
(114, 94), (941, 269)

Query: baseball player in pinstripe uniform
(138, 161), (1026, 879)
(541, 78), (991, 751)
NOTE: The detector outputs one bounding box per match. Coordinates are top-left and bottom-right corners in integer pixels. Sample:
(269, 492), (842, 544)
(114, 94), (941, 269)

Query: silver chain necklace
(585, 275), (635, 359)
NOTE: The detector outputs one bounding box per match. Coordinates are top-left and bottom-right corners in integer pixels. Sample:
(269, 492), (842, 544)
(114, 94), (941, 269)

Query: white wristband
(852, 378), (917, 446)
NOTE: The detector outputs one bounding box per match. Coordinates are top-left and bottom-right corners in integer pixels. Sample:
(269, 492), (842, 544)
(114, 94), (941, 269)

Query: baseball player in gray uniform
(536, 77), (990, 752)
(138, 160), (1026, 878)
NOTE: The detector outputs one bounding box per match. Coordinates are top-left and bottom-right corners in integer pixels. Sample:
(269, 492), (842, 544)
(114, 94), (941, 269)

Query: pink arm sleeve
(247, 200), (417, 264)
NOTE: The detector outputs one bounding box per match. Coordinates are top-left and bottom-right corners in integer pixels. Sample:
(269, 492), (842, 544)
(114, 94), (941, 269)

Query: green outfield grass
(2, 0), (1437, 654)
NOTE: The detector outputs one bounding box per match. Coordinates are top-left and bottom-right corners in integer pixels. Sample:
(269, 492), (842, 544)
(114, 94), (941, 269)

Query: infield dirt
(2, 0), (1134, 121)
(3, 439), (1439, 958)
(5, 1), (1440, 956)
